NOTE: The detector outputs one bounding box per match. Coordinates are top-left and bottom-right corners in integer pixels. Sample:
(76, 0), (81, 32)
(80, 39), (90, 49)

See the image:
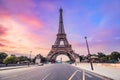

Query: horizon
(0, 0), (120, 57)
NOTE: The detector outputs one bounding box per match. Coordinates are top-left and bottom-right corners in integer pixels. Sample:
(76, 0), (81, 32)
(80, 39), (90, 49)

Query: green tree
(97, 52), (108, 63)
(3, 55), (17, 64)
(97, 52), (106, 58)
(110, 51), (120, 62)
(32, 57), (36, 63)
(100, 56), (108, 63)
(79, 55), (84, 62)
(0, 52), (8, 63)
(18, 56), (29, 62)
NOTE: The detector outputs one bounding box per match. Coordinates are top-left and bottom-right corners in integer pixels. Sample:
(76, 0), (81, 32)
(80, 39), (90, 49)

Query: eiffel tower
(47, 8), (79, 63)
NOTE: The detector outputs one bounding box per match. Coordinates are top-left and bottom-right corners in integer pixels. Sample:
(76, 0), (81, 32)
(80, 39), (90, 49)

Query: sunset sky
(0, 0), (120, 57)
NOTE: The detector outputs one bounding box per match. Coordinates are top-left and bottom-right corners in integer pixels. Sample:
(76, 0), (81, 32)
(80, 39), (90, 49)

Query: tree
(97, 52), (108, 63)
(32, 57), (36, 63)
(97, 52), (106, 58)
(79, 55), (84, 62)
(41, 57), (47, 63)
(3, 55), (17, 64)
(100, 56), (108, 63)
(0, 52), (8, 63)
(18, 56), (29, 62)
(110, 51), (120, 62)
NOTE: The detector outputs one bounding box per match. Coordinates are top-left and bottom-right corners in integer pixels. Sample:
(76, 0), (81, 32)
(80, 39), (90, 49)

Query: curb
(0, 66), (30, 71)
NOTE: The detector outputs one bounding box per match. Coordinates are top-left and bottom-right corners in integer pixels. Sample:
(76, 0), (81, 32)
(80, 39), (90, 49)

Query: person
(6, 63), (8, 66)
(75, 62), (77, 66)
(28, 62), (30, 67)
(118, 58), (120, 62)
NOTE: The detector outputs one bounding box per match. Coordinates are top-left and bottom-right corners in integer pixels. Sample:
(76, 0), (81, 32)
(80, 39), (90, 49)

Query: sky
(0, 0), (120, 57)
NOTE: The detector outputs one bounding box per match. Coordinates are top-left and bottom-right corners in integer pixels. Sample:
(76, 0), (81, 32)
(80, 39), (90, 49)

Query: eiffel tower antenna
(58, 8), (65, 34)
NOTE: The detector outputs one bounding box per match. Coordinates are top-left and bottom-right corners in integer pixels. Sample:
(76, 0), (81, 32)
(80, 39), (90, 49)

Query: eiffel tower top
(58, 8), (65, 34)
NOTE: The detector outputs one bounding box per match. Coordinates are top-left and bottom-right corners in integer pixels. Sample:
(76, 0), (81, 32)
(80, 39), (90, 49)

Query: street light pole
(29, 51), (32, 63)
(84, 36), (94, 70)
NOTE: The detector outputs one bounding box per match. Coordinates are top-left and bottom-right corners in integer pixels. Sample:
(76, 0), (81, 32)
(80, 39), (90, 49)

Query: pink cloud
(17, 14), (44, 29)
(70, 36), (113, 55)
(0, 43), (5, 47)
(0, 13), (55, 56)
(92, 28), (119, 41)
(0, 25), (8, 36)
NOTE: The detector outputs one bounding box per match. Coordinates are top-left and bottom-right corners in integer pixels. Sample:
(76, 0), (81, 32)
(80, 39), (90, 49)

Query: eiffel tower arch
(47, 8), (79, 63)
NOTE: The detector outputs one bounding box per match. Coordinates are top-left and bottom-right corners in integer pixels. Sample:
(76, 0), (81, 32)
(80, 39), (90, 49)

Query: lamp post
(29, 51), (32, 63)
(84, 36), (94, 70)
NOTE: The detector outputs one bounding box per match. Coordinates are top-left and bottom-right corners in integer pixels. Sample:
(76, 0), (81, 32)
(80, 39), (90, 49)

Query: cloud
(0, 0), (57, 17)
(0, 43), (5, 47)
(39, 1), (56, 11)
(0, 24), (8, 36)
(0, 13), (55, 56)
(0, 15), (34, 47)
(17, 14), (44, 29)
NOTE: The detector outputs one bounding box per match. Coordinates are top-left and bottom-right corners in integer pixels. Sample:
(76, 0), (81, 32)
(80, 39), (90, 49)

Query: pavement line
(68, 70), (80, 80)
(42, 73), (51, 80)
(85, 71), (109, 80)
(85, 73), (92, 78)
(82, 70), (85, 80)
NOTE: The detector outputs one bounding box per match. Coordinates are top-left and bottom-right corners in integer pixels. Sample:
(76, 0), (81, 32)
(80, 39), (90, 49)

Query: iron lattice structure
(47, 8), (79, 63)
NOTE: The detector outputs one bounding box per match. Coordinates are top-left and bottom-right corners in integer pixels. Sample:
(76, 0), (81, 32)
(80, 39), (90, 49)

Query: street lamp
(29, 51), (32, 63)
(84, 36), (94, 70)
